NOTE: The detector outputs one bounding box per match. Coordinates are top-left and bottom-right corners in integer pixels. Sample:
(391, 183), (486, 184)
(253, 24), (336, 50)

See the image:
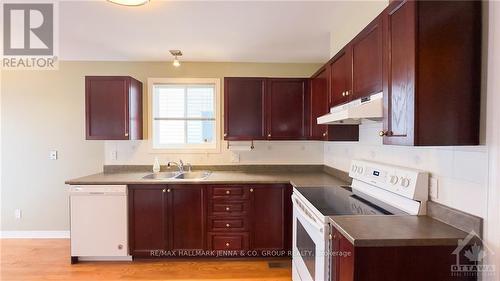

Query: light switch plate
(49, 150), (58, 160)
(15, 209), (22, 220)
(230, 152), (240, 163)
(429, 177), (439, 200)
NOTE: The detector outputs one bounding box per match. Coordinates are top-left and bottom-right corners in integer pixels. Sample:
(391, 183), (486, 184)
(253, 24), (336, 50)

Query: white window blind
(152, 84), (216, 149)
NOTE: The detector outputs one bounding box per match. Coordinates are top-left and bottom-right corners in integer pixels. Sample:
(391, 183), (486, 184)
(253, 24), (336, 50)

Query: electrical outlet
(48, 150), (58, 160)
(230, 152), (240, 163)
(15, 209), (22, 220)
(111, 150), (118, 160)
(429, 177), (439, 200)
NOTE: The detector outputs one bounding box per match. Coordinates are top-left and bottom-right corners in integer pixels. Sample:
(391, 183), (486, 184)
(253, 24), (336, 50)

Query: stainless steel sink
(174, 171), (212, 180)
(142, 171), (211, 180)
(142, 171), (180, 180)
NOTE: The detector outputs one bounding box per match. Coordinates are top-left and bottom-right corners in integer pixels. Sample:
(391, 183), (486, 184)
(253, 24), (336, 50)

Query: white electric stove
(291, 159), (429, 281)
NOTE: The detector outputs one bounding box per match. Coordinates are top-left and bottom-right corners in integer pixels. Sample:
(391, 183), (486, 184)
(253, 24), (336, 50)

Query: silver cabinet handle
(346, 90), (350, 96)
(225, 207), (230, 211)
(167, 188), (171, 193)
(226, 223), (230, 227)
(342, 91), (345, 97)
(250, 188), (254, 192)
(225, 190), (230, 194)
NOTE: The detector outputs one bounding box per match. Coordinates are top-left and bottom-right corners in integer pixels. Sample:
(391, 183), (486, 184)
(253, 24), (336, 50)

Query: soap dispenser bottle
(153, 157), (161, 174)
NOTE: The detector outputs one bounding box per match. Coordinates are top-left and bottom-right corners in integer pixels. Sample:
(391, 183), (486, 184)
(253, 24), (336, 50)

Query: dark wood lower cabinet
(128, 184), (205, 257)
(129, 183), (292, 258)
(331, 229), (478, 281)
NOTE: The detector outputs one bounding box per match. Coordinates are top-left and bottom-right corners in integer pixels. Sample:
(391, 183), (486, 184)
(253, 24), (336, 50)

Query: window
(150, 78), (220, 151)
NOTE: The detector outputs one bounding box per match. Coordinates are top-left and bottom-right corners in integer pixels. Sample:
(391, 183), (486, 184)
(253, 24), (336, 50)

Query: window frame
(148, 78), (221, 153)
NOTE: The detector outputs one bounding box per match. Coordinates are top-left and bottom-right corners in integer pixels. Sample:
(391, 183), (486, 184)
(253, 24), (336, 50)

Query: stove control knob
(400, 177), (410, 188)
(389, 175), (398, 185)
(351, 165), (357, 172)
(357, 166), (364, 174)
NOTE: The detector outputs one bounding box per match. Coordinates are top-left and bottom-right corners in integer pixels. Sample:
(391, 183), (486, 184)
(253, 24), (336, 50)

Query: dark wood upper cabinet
(351, 15), (383, 100)
(329, 48), (352, 107)
(382, 0), (481, 146)
(85, 76), (143, 140)
(224, 78), (266, 140)
(266, 78), (308, 140)
(309, 68), (359, 141)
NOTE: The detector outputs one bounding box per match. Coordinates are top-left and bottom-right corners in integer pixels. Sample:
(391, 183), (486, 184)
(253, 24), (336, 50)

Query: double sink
(143, 170), (212, 180)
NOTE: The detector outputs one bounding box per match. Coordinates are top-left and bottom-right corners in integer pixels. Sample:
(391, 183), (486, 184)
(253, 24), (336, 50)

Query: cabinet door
(251, 184), (292, 253)
(382, 0), (416, 145)
(168, 185), (205, 251)
(331, 229), (355, 281)
(85, 76), (129, 140)
(224, 78), (266, 140)
(129, 185), (166, 256)
(309, 68), (329, 140)
(266, 79), (307, 140)
(329, 49), (352, 107)
(352, 16), (383, 100)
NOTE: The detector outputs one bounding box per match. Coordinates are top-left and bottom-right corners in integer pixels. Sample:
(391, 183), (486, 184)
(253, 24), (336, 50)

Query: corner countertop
(65, 170), (348, 188)
(329, 215), (468, 247)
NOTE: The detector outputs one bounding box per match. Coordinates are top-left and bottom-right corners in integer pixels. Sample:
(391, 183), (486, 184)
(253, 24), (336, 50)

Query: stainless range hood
(317, 92), (383, 125)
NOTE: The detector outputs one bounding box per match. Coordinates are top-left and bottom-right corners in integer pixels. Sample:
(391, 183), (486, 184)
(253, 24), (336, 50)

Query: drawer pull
(226, 223), (230, 227)
(226, 190), (231, 194)
(250, 188), (254, 192)
(225, 207), (230, 211)
(225, 242), (230, 247)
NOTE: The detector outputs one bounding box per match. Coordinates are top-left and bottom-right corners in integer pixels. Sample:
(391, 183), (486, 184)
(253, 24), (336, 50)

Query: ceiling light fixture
(108, 0), (149, 6)
(170, 50), (182, 67)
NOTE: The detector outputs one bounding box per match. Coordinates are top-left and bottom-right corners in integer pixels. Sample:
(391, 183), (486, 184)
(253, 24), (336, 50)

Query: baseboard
(0, 231), (70, 239)
(77, 256), (133, 262)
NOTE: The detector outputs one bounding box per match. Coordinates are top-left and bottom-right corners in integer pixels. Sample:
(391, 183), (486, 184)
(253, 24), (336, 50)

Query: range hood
(317, 92), (383, 125)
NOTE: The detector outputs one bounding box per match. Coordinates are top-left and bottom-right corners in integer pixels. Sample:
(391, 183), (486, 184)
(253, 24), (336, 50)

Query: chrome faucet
(167, 160), (192, 173)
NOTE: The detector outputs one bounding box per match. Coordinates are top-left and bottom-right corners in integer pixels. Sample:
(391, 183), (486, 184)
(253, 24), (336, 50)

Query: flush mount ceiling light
(108, 0), (149, 6)
(170, 50), (182, 67)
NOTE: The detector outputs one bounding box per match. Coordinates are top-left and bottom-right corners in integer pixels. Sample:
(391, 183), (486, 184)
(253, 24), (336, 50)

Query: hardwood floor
(0, 239), (291, 281)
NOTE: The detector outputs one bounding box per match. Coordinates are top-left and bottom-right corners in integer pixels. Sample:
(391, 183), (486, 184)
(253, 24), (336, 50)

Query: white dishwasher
(69, 185), (130, 261)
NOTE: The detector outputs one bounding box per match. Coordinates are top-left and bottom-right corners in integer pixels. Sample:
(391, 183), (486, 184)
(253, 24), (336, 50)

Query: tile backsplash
(324, 121), (488, 218)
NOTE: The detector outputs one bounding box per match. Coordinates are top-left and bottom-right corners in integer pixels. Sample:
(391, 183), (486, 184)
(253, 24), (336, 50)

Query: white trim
(147, 78), (222, 154)
(0, 231), (70, 239)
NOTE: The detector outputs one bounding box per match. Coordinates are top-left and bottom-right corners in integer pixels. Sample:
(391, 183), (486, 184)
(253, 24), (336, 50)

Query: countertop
(329, 215), (468, 247)
(65, 170), (347, 188)
(66, 169), (469, 248)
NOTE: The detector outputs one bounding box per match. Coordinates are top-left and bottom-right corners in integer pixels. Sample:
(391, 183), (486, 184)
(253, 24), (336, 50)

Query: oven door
(292, 193), (329, 281)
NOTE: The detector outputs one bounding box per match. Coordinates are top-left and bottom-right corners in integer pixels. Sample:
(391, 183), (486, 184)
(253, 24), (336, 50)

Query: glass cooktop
(295, 185), (408, 216)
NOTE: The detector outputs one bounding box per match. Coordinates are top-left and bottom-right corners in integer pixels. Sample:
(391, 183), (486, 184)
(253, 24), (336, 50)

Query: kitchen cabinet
(85, 76), (143, 140)
(128, 185), (205, 257)
(224, 77), (308, 141)
(309, 67), (359, 141)
(129, 184), (292, 257)
(251, 184), (292, 252)
(330, 227), (477, 281)
(207, 184), (292, 255)
(224, 78), (266, 140)
(381, 0), (481, 146)
(351, 15), (383, 100)
(266, 79), (308, 140)
(329, 48), (352, 107)
(128, 186), (166, 256)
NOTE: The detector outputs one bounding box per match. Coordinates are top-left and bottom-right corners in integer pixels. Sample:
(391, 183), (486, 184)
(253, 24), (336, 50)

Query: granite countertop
(329, 215), (468, 247)
(65, 170), (348, 188)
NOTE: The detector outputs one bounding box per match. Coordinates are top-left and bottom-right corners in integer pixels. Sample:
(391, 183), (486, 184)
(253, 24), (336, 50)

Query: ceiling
(59, 0), (340, 63)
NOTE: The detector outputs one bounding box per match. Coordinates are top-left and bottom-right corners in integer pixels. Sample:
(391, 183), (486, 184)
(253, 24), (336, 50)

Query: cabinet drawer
(209, 233), (249, 250)
(208, 218), (249, 232)
(209, 201), (249, 216)
(211, 186), (250, 200)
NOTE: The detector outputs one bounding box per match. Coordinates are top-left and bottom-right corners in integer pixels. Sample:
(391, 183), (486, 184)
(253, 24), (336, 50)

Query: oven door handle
(292, 193), (324, 232)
